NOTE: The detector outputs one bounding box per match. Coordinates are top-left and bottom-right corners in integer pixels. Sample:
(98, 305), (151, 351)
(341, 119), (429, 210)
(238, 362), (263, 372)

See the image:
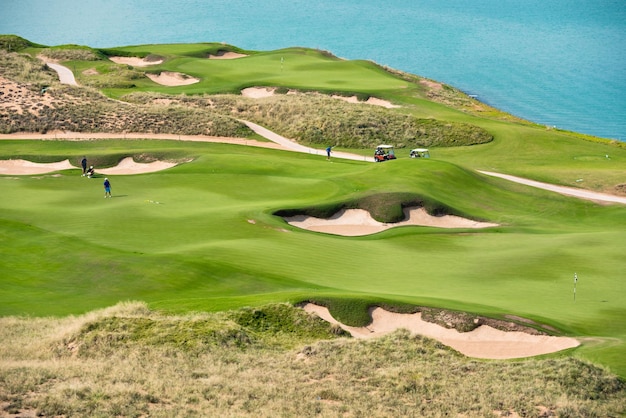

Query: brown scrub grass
(1, 302), (624, 417)
(1, 50), (491, 148)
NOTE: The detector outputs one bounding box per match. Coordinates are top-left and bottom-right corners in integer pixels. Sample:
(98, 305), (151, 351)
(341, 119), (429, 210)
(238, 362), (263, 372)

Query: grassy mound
(207, 93), (493, 148)
(0, 35), (45, 52)
(274, 192), (457, 223)
(61, 303), (347, 358)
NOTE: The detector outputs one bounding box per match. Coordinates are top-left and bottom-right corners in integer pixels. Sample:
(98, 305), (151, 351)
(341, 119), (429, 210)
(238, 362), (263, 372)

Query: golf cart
(410, 148), (430, 158)
(374, 145), (397, 162)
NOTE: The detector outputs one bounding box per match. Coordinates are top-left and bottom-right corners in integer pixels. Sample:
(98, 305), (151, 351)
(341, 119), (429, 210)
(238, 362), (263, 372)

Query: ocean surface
(1, 0), (624, 140)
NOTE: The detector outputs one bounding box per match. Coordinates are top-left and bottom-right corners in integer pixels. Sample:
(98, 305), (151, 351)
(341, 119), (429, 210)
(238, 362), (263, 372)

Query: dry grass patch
(0, 303), (624, 417)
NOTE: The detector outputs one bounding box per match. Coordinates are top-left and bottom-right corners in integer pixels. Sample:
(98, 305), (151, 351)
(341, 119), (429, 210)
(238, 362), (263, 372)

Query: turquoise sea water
(1, 0), (624, 140)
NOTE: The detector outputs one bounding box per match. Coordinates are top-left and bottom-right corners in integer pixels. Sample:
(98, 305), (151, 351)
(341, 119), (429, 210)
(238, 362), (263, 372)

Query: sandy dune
(284, 207), (498, 235)
(303, 303), (579, 359)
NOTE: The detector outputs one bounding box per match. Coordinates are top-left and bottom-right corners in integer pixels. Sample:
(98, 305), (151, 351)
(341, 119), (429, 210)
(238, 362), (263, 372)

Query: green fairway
(1, 39), (625, 380)
(89, 45), (412, 97)
(1, 138), (625, 376)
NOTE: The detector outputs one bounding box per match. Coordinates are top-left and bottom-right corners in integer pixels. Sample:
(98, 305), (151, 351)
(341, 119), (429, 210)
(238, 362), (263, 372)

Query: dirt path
(479, 171), (626, 205)
(46, 62), (78, 86)
(240, 120), (368, 161)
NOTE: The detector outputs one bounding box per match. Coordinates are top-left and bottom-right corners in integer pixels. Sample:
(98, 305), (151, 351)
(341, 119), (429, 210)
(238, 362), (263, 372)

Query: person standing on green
(81, 156), (87, 176)
(103, 178), (112, 198)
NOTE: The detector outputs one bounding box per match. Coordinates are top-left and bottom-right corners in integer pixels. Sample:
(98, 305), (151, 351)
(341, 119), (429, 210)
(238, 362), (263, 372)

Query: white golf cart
(374, 145), (397, 162)
(410, 148), (430, 158)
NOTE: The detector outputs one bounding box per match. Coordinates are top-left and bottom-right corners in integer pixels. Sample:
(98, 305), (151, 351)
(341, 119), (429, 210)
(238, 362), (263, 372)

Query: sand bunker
(94, 157), (177, 175)
(331, 95), (400, 108)
(303, 303), (579, 359)
(284, 207), (498, 236)
(241, 87), (277, 98)
(209, 52), (247, 59)
(0, 159), (74, 175)
(240, 87), (398, 108)
(0, 157), (177, 175)
(146, 71), (200, 86)
(109, 56), (164, 66)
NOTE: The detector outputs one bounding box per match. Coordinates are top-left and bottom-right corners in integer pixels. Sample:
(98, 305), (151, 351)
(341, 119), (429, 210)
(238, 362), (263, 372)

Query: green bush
(0, 35), (45, 52)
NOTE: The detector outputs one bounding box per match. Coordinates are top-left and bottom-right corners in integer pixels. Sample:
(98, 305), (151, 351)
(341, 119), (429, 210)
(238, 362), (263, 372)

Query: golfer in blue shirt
(104, 178), (112, 198)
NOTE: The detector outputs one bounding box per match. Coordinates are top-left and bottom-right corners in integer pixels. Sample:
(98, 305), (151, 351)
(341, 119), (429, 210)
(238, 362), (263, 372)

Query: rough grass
(0, 303), (624, 417)
(39, 45), (105, 62)
(126, 91), (493, 149)
(0, 40), (492, 148)
(0, 55), (251, 136)
(0, 50), (57, 88)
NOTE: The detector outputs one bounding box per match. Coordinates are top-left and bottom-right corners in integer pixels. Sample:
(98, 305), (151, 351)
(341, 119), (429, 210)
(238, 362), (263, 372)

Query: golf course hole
(282, 207), (499, 236)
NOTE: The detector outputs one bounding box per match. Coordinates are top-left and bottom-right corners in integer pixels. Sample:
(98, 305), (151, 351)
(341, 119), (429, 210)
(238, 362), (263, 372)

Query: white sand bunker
(303, 304), (579, 359)
(109, 56), (164, 66)
(240, 88), (398, 108)
(284, 207), (498, 236)
(146, 71), (200, 86)
(241, 87), (277, 98)
(0, 159), (74, 175)
(0, 157), (177, 175)
(332, 95), (400, 108)
(209, 51), (247, 59)
(97, 157), (177, 175)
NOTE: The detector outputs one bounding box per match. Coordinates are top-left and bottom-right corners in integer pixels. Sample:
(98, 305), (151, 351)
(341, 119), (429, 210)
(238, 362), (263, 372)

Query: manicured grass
(91, 46), (412, 97)
(0, 138), (625, 377)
